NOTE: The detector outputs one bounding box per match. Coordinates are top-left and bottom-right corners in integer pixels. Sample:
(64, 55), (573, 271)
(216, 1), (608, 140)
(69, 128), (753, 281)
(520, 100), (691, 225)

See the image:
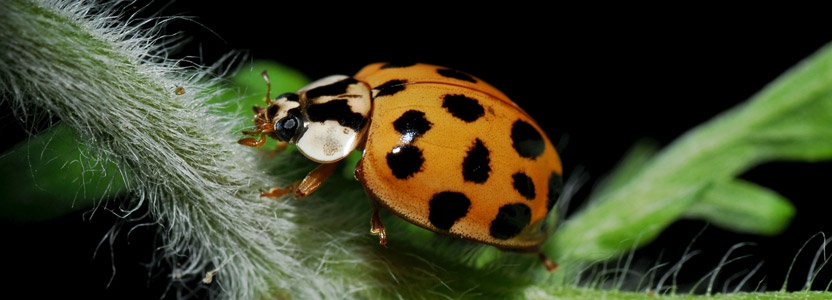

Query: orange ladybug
(239, 63), (563, 271)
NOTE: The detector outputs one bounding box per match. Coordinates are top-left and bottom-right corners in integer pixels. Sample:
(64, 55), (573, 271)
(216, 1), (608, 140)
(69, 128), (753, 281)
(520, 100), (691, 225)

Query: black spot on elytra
(306, 100), (367, 131)
(393, 110), (432, 143)
(381, 62), (417, 69)
(462, 139), (491, 183)
(375, 79), (408, 97)
(442, 94), (485, 123)
(511, 120), (545, 159)
(546, 172), (563, 213)
(437, 68), (477, 83)
(512, 172), (536, 200)
(428, 191), (471, 231)
(386, 145), (424, 179)
(490, 203), (532, 240)
(304, 77), (360, 100)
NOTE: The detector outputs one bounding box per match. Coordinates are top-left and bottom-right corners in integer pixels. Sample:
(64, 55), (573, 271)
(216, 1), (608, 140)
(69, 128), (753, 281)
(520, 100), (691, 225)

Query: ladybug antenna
(261, 70), (272, 105)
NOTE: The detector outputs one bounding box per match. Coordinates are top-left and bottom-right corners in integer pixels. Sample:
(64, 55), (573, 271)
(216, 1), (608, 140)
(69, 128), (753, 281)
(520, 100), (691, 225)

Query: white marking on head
(273, 97), (300, 121)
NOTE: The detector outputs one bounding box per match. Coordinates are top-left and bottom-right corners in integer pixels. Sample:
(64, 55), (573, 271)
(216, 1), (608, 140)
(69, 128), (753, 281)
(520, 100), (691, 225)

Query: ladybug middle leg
(260, 162), (339, 198)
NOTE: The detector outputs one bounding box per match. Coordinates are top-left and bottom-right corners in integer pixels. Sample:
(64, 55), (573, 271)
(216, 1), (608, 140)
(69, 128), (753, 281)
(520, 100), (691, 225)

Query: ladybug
(239, 63), (563, 271)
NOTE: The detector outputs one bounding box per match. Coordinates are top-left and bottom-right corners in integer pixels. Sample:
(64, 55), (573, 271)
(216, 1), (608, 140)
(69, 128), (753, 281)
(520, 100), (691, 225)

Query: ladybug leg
(260, 182), (298, 198)
(353, 160), (387, 245)
(238, 136), (288, 159)
(539, 252), (558, 272)
(238, 133), (267, 148)
(260, 163), (338, 199)
(293, 163), (338, 198)
(368, 196), (387, 246)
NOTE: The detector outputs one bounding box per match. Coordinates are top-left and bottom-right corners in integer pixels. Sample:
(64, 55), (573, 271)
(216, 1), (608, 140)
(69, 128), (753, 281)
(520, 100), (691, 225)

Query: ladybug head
(265, 93), (305, 143)
(239, 71), (373, 164)
(238, 70), (306, 148)
(239, 91), (305, 146)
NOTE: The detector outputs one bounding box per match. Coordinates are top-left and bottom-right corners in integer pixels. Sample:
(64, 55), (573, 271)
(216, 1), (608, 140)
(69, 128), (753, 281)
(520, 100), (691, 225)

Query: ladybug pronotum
(239, 63), (563, 271)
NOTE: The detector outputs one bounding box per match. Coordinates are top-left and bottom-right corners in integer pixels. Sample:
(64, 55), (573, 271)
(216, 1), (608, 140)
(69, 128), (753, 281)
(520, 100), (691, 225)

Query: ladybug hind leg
(367, 194), (387, 246)
(539, 252), (558, 272)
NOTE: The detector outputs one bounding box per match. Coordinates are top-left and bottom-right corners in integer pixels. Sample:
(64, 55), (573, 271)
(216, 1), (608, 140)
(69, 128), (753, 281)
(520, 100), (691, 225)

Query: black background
(4, 2), (832, 298)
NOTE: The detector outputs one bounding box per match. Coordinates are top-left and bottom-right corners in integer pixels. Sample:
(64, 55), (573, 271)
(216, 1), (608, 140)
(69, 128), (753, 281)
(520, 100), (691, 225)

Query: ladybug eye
(283, 118), (297, 130)
(275, 115), (302, 142)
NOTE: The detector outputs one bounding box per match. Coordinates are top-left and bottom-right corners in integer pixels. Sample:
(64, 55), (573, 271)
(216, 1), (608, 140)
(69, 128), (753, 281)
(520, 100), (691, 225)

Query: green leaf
(686, 179), (795, 236)
(550, 42), (832, 263)
(0, 125), (126, 221)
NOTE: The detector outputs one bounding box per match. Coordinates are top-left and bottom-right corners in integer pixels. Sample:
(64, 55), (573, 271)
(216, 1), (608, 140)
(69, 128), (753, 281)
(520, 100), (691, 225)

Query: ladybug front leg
(238, 133), (267, 148)
(261, 162), (338, 199)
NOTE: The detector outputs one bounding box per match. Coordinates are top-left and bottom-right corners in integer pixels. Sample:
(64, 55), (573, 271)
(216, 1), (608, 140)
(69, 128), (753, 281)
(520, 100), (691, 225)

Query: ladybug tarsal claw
(370, 207), (387, 246)
(539, 253), (558, 272)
